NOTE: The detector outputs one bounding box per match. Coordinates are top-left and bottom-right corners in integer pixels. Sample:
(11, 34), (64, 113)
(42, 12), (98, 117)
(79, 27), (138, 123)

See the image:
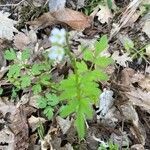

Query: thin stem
(65, 33), (81, 101)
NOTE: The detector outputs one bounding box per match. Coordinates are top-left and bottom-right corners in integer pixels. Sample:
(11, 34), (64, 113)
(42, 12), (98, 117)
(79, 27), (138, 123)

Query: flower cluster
(48, 28), (66, 63)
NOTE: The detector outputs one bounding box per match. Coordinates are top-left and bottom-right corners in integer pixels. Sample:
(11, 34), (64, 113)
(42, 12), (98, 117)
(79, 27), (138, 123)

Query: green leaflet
(83, 50), (93, 61)
(21, 49), (30, 61)
(75, 110), (85, 139)
(4, 49), (16, 60)
(94, 57), (112, 68)
(60, 99), (79, 118)
(43, 107), (54, 120)
(20, 75), (31, 88)
(7, 64), (21, 78)
(95, 35), (108, 54)
(38, 97), (47, 109)
(46, 93), (59, 106)
(32, 84), (42, 94)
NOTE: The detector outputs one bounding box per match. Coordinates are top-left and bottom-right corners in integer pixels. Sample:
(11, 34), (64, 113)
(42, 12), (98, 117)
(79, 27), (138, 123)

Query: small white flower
(48, 46), (65, 62)
(49, 28), (66, 45)
(48, 28), (66, 63)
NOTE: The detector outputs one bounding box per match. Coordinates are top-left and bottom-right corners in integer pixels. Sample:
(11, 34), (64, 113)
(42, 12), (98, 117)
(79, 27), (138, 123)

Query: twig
(0, 0), (26, 7)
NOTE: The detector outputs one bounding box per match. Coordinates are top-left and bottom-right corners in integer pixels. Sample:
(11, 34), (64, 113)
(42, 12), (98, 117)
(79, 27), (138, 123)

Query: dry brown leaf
(27, 8), (92, 30)
(126, 88), (150, 112)
(52, 8), (92, 30)
(27, 12), (57, 30)
(56, 116), (73, 134)
(14, 29), (37, 50)
(14, 32), (30, 50)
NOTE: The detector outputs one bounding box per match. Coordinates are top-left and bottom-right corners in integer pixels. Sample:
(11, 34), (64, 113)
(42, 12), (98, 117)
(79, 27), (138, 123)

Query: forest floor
(0, 0), (150, 150)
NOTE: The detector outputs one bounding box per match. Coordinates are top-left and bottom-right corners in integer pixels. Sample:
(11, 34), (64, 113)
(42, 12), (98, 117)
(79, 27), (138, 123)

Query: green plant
(124, 39), (149, 63)
(38, 93), (59, 120)
(59, 35), (112, 139)
(4, 29), (112, 139)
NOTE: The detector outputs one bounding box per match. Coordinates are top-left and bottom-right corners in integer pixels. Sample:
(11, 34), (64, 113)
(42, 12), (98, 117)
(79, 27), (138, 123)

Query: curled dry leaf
(27, 8), (92, 30)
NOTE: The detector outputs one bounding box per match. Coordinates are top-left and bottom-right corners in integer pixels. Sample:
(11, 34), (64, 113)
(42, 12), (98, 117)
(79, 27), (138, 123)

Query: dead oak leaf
(0, 11), (18, 40)
(27, 8), (92, 30)
(52, 8), (92, 30)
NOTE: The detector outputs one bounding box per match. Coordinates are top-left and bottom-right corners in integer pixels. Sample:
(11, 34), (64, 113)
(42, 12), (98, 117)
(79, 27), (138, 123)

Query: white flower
(48, 28), (66, 63)
(49, 28), (66, 45)
(48, 46), (65, 62)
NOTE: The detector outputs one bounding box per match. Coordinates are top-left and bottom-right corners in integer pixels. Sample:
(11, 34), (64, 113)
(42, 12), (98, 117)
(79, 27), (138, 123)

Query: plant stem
(65, 33), (81, 101)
